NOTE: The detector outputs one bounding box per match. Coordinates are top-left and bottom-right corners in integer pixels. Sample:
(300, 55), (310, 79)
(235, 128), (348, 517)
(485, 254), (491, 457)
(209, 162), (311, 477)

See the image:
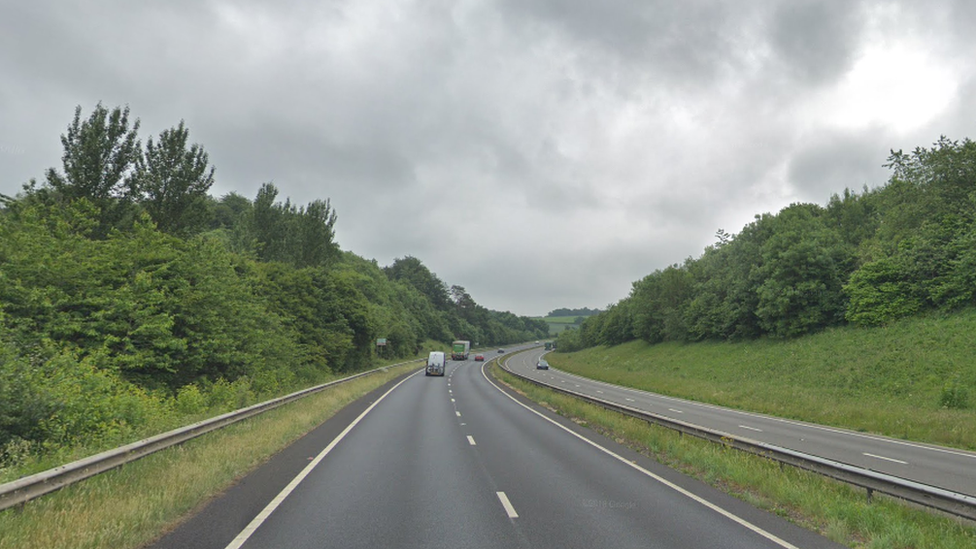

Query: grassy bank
(491, 364), (976, 548)
(532, 315), (581, 334)
(0, 362), (418, 549)
(549, 309), (976, 450)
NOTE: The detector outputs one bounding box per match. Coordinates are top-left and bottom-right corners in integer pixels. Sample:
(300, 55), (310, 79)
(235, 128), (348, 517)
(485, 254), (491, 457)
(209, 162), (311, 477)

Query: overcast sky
(2, 1), (975, 316)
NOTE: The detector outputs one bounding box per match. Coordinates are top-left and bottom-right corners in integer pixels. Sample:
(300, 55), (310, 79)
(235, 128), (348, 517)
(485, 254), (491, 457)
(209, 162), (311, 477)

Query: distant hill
(546, 307), (602, 318)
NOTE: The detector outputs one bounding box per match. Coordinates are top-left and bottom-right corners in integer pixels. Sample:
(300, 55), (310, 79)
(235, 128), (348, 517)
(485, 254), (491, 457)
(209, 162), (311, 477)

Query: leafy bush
(844, 257), (923, 326)
(0, 343), (166, 459)
(174, 384), (207, 416)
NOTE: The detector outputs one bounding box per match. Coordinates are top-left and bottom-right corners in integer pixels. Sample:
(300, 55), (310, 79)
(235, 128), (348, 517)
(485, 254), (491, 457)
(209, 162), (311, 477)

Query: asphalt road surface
(509, 348), (976, 500)
(150, 347), (843, 548)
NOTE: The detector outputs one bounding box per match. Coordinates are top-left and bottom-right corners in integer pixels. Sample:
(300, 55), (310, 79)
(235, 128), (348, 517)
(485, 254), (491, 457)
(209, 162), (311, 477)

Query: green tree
(755, 204), (852, 337)
(43, 103), (142, 236)
(135, 121), (215, 235)
(239, 183), (339, 268)
(599, 301), (635, 345)
(630, 263), (693, 343)
(844, 254), (923, 326)
(383, 256), (452, 310)
(294, 199), (339, 268)
(209, 192), (252, 231)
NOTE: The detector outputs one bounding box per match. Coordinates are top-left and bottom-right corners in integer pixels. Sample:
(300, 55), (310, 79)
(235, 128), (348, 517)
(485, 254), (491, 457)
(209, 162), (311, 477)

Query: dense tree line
(559, 137), (976, 352)
(0, 103), (546, 461)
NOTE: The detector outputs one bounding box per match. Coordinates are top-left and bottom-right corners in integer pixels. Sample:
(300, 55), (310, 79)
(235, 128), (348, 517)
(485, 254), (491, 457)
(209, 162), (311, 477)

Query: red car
(474, 354), (485, 361)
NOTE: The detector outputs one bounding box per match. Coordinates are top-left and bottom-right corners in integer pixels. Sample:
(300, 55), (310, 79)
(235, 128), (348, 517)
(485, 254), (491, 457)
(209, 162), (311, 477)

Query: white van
(425, 351), (446, 376)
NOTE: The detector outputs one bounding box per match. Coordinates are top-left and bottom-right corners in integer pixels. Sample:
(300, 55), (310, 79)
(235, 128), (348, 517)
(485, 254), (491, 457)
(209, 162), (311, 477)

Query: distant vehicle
(535, 340), (540, 343)
(544, 341), (553, 350)
(536, 359), (549, 370)
(497, 349), (504, 353)
(425, 351), (446, 376)
(451, 340), (471, 360)
(474, 354), (484, 361)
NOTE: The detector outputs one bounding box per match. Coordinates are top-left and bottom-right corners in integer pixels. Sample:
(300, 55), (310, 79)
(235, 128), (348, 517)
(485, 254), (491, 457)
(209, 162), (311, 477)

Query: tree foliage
(384, 256), (452, 310)
(235, 183), (340, 269)
(558, 135), (976, 350)
(41, 103), (142, 236)
(0, 104), (546, 462)
(135, 121), (215, 235)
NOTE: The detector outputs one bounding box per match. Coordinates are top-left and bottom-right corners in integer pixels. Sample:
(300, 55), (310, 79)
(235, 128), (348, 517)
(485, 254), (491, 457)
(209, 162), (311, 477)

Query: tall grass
(0, 363), (418, 549)
(493, 365), (976, 549)
(550, 309), (976, 449)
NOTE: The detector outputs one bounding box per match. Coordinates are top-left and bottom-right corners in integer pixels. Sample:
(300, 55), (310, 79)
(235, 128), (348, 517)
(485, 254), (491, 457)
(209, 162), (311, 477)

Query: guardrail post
(867, 487), (874, 503)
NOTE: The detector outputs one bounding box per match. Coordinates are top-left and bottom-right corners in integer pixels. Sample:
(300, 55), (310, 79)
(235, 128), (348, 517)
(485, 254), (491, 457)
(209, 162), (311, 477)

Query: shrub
(940, 381), (970, 410)
(174, 384), (207, 416)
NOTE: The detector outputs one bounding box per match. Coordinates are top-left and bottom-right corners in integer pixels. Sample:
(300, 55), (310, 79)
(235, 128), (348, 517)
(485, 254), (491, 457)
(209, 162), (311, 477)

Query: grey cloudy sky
(2, 1), (975, 316)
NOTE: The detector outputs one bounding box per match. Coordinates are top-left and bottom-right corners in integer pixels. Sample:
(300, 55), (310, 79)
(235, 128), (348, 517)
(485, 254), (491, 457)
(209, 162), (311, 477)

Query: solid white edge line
(467, 435), (477, 446)
(496, 491), (519, 518)
(223, 370), (421, 549)
(482, 362), (799, 549)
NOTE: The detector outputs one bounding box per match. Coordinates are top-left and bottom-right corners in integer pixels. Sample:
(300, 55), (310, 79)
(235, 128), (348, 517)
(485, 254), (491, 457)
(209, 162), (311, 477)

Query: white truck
(451, 340), (470, 360)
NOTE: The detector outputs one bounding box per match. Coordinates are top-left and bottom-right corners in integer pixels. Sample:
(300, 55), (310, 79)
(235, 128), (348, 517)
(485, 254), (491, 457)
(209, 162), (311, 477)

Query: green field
(547, 308), (976, 450)
(534, 315), (584, 335)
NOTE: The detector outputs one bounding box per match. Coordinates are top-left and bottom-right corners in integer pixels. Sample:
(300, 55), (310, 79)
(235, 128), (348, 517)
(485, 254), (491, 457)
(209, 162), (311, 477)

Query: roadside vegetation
(549, 135), (976, 447)
(0, 102), (547, 482)
(547, 308), (976, 449)
(492, 364), (976, 549)
(534, 308), (602, 334)
(0, 362), (418, 549)
(558, 137), (976, 355)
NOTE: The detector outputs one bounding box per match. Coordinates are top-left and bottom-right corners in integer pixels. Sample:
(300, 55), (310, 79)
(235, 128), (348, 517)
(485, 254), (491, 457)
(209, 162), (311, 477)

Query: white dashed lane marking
(864, 453), (908, 465)
(496, 492), (518, 518)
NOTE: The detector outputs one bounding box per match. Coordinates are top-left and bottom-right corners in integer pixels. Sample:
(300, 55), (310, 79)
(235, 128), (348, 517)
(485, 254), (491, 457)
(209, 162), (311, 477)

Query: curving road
(509, 348), (976, 499)
(149, 348), (842, 549)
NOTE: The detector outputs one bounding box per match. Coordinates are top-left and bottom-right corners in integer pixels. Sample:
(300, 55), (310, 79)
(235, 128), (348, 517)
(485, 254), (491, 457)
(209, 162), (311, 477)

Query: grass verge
(0, 362), (418, 549)
(491, 363), (976, 549)
(550, 309), (976, 450)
